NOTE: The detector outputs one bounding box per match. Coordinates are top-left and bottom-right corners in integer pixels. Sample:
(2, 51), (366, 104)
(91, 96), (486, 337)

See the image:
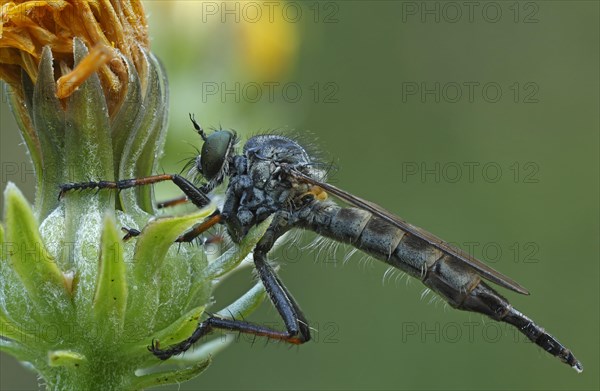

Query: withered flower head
(1, 0), (148, 107)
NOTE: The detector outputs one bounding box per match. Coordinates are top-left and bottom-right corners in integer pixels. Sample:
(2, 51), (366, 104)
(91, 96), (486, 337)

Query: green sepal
(0, 223), (4, 255)
(155, 248), (209, 330)
(115, 49), (150, 215)
(0, 219), (39, 334)
(92, 214), (128, 339)
(48, 350), (86, 368)
(203, 216), (273, 280)
(127, 305), (205, 359)
(135, 52), (169, 212)
(20, 66), (35, 120)
(125, 206), (216, 335)
(129, 358), (211, 389)
(32, 47), (66, 219)
(7, 75), (43, 211)
(117, 48), (167, 213)
(3, 183), (71, 319)
(109, 55), (142, 204)
(64, 38), (114, 190)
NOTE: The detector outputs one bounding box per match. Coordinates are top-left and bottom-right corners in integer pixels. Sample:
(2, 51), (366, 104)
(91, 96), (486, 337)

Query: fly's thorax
(223, 134), (327, 242)
(242, 134), (322, 204)
(243, 134), (311, 165)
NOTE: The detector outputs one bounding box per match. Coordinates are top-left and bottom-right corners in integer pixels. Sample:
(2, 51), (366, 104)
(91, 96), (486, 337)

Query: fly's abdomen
(308, 203), (450, 282)
(302, 201), (582, 371)
(308, 203), (511, 310)
(312, 204), (489, 308)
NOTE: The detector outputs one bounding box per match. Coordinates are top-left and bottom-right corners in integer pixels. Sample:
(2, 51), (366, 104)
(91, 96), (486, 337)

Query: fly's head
(187, 114), (238, 191)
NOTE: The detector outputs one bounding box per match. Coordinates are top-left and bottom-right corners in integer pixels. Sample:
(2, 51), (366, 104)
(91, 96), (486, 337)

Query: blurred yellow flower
(237, 4), (299, 80)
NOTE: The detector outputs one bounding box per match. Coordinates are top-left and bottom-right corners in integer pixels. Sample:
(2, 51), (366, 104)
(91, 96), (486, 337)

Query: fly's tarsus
(149, 314), (308, 361)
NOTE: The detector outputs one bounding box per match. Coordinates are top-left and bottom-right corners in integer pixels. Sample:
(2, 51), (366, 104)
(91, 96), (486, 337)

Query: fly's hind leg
(149, 215), (311, 360)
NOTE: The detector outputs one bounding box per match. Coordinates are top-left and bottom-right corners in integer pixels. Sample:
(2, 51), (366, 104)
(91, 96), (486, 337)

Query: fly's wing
(290, 169), (530, 295)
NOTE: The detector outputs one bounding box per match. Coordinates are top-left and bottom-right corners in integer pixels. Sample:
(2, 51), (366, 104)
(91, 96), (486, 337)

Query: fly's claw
(57, 183), (75, 200)
(121, 227), (141, 241)
(148, 339), (172, 361)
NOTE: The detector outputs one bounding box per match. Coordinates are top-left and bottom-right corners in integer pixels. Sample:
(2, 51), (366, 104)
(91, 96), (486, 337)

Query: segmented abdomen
(303, 202), (479, 308)
(298, 201), (582, 371)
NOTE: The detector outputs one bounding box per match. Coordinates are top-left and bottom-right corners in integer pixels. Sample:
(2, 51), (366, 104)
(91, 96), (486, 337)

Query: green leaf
(125, 206), (216, 334)
(129, 358), (211, 389)
(204, 216), (273, 280)
(92, 214), (128, 339)
(3, 183), (71, 319)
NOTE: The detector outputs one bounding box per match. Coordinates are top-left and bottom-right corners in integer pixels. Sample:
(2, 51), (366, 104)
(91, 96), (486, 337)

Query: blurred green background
(1, 1), (598, 390)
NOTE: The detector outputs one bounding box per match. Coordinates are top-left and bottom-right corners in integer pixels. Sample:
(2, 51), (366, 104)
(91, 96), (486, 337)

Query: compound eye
(200, 130), (234, 181)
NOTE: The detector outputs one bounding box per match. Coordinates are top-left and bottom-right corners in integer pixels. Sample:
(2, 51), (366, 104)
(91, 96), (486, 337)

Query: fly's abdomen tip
(565, 350), (583, 373)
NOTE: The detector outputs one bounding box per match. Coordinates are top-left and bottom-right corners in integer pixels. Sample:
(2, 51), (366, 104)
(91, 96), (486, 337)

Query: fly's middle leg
(149, 215), (311, 360)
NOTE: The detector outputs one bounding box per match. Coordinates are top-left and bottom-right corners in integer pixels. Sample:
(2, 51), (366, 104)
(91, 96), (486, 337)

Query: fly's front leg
(150, 214), (311, 360)
(58, 174), (210, 208)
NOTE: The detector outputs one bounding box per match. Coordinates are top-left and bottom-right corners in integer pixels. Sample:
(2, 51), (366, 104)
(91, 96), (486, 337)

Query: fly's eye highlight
(200, 130), (234, 181)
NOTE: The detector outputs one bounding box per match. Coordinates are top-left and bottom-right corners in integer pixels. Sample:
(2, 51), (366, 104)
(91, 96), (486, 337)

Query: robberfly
(59, 115), (583, 372)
